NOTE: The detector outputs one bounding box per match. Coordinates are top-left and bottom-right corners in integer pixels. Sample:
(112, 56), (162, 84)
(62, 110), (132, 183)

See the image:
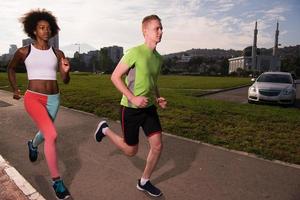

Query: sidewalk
(0, 155), (28, 200)
(0, 89), (300, 200)
(0, 155), (45, 200)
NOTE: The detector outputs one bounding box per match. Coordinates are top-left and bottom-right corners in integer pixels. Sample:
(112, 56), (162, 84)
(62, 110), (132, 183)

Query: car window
(257, 74), (292, 84)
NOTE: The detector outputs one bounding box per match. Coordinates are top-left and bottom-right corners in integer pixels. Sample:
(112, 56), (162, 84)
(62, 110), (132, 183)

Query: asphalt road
(0, 89), (300, 200)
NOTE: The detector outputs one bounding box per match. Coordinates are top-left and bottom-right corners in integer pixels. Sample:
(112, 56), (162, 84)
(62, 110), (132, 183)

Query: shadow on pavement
(114, 135), (199, 185)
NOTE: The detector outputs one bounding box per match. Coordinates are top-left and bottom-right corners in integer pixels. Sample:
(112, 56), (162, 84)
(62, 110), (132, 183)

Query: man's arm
(111, 61), (148, 108)
(154, 86), (160, 99)
(154, 86), (167, 109)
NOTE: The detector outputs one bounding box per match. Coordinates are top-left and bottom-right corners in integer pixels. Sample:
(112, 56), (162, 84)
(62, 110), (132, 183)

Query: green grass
(1, 72), (299, 164)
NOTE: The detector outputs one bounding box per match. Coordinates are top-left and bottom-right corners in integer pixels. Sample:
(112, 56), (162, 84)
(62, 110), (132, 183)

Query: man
(94, 14), (167, 197)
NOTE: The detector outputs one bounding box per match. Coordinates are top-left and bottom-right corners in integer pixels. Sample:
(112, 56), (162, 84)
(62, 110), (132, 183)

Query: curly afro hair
(19, 9), (60, 40)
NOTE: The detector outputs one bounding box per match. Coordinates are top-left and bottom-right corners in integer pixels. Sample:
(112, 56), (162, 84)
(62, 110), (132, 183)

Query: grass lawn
(1, 72), (299, 165)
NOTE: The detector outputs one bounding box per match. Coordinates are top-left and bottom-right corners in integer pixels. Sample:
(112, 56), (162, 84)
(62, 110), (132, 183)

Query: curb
(62, 105), (300, 170)
(0, 155), (46, 200)
(195, 84), (252, 97)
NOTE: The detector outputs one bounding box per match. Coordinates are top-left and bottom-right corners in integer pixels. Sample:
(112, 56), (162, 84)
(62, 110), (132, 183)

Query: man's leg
(95, 106), (141, 156)
(105, 127), (138, 156)
(136, 133), (163, 197)
(142, 133), (162, 179)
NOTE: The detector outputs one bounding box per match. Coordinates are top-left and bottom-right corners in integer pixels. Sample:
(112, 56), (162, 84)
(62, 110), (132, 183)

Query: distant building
(22, 34), (59, 48)
(0, 44), (17, 64)
(81, 50), (99, 69)
(0, 53), (12, 64)
(22, 38), (33, 46)
(9, 45), (17, 55)
(177, 54), (192, 63)
(49, 34), (59, 49)
(102, 46), (123, 63)
(229, 21), (281, 74)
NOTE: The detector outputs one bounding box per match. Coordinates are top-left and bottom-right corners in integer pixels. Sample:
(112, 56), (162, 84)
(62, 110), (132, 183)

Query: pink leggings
(24, 90), (60, 178)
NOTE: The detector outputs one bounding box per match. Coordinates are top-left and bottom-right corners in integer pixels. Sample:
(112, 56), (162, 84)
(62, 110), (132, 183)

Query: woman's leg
(32, 94), (60, 147)
(24, 91), (60, 178)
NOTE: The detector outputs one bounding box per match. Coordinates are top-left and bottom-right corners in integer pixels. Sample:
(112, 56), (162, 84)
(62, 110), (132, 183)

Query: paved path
(204, 87), (249, 103)
(0, 89), (300, 200)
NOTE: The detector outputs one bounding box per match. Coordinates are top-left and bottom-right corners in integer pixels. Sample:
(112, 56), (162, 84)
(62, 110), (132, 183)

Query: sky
(0, 0), (299, 57)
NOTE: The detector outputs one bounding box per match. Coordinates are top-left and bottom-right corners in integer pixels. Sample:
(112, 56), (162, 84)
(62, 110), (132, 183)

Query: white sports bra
(24, 44), (58, 80)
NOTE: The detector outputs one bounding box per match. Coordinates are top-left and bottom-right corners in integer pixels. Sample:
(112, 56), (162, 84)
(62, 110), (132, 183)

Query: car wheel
(248, 99), (254, 104)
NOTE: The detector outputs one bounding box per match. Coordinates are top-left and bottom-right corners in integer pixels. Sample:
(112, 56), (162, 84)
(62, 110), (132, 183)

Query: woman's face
(34, 20), (51, 41)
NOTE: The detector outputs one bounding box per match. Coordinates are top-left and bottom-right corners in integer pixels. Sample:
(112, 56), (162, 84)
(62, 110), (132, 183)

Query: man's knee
(124, 146), (138, 157)
(151, 142), (163, 153)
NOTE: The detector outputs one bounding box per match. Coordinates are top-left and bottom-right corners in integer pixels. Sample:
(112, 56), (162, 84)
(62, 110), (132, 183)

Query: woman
(8, 9), (71, 199)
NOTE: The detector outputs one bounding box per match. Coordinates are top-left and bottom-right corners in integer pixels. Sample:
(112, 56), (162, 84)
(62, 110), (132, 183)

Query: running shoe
(136, 179), (162, 197)
(27, 140), (38, 162)
(53, 179), (70, 199)
(94, 121), (108, 142)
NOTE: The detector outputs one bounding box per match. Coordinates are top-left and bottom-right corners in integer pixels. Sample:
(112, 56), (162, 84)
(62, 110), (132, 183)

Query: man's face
(143, 19), (163, 43)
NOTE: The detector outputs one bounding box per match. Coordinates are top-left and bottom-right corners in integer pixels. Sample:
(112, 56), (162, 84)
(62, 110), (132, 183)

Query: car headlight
(249, 86), (257, 93)
(282, 89), (294, 95)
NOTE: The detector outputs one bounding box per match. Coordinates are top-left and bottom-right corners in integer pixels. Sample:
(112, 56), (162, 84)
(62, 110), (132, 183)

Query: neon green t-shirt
(120, 43), (163, 108)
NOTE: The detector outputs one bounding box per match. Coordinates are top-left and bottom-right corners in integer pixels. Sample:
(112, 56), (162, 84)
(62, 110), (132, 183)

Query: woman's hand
(13, 89), (21, 100)
(60, 58), (70, 73)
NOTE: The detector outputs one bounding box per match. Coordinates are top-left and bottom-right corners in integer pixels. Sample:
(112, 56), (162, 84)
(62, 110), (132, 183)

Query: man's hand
(13, 89), (21, 100)
(130, 96), (148, 108)
(157, 97), (167, 109)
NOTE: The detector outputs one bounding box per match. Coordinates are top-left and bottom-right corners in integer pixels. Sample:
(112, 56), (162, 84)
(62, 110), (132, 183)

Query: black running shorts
(120, 105), (162, 146)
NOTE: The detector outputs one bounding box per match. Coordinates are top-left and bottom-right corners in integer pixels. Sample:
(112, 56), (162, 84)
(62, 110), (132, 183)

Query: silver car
(248, 72), (296, 104)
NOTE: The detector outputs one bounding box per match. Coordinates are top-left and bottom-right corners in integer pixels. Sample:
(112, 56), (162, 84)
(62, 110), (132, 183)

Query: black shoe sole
(27, 140), (38, 162)
(94, 121), (107, 142)
(136, 184), (162, 197)
(55, 194), (70, 200)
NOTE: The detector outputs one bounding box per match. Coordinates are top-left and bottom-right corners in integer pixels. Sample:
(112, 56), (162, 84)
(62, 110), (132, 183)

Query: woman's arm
(7, 49), (24, 99)
(56, 50), (70, 84)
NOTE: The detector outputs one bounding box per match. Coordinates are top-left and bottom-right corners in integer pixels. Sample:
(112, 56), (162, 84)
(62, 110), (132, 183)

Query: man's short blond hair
(142, 15), (161, 28)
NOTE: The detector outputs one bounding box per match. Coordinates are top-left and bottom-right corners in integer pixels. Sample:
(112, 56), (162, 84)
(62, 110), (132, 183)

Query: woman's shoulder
(17, 46), (30, 55)
(13, 46), (30, 61)
(52, 48), (65, 58)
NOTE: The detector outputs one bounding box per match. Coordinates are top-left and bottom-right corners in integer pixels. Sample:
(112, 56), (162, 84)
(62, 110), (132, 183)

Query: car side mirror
(251, 78), (256, 82)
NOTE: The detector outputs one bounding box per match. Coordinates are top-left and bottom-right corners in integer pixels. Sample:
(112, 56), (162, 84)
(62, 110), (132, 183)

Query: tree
(220, 58), (229, 75)
(70, 52), (87, 71)
(281, 55), (300, 76)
